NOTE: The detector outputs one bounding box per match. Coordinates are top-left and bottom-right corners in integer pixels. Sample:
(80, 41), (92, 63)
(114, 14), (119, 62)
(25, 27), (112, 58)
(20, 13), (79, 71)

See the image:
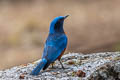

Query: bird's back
(42, 33), (67, 62)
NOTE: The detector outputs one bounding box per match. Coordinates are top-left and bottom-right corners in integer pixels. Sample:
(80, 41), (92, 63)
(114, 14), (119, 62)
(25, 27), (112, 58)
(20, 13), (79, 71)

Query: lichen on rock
(0, 52), (120, 80)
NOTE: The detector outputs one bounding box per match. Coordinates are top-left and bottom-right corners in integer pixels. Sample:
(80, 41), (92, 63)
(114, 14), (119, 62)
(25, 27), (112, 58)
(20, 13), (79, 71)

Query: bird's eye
(58, 18), (63, 22)
(60, 18), (64, 20)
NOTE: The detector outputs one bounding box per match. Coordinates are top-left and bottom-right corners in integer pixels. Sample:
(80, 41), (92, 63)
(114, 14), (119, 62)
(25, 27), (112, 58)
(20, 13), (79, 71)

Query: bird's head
(49, 15), (69, 34)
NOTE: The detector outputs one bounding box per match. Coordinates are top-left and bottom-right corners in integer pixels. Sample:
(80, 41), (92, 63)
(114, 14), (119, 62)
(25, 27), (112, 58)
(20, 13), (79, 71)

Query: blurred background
(0, 0), (120, 70)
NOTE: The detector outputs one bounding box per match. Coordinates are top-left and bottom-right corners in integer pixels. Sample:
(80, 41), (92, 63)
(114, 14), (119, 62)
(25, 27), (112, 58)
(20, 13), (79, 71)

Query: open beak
(64, 15), (69, 19)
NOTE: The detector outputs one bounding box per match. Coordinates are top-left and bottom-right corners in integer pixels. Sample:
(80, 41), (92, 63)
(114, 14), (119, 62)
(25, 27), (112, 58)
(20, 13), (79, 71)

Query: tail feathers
(43, 62), (51, 70)
(30, 58), (47, 75)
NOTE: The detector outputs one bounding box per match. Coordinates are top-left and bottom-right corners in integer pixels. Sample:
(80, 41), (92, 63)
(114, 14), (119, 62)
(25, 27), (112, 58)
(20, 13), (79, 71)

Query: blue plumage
(31, 15), (69, 75)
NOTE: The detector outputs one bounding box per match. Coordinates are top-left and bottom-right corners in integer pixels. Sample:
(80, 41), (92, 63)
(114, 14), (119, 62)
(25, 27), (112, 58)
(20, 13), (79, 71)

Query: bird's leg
(51, 63), (54, 68)
(50, 62), (55, 69)
(59, 59), (65, 69)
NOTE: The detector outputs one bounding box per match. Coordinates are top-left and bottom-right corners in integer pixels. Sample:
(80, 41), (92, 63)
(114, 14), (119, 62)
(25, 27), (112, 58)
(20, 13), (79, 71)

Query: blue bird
(30, 15), (69, 75)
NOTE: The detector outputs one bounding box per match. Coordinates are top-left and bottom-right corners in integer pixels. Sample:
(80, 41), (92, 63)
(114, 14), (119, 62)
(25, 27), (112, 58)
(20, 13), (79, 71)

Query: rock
(19, 74), (25, 79)
(76, 70), (86, 77)
(0, 52), (120, 80)
(67, 60), (75, 65)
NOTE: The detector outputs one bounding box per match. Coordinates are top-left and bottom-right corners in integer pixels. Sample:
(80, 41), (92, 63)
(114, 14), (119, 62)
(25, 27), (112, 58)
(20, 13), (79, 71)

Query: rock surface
(0, 52), (120, 80)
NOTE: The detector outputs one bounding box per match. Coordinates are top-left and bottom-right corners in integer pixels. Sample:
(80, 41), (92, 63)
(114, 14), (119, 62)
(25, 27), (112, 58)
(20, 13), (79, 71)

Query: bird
(30, 15), (69, 75)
